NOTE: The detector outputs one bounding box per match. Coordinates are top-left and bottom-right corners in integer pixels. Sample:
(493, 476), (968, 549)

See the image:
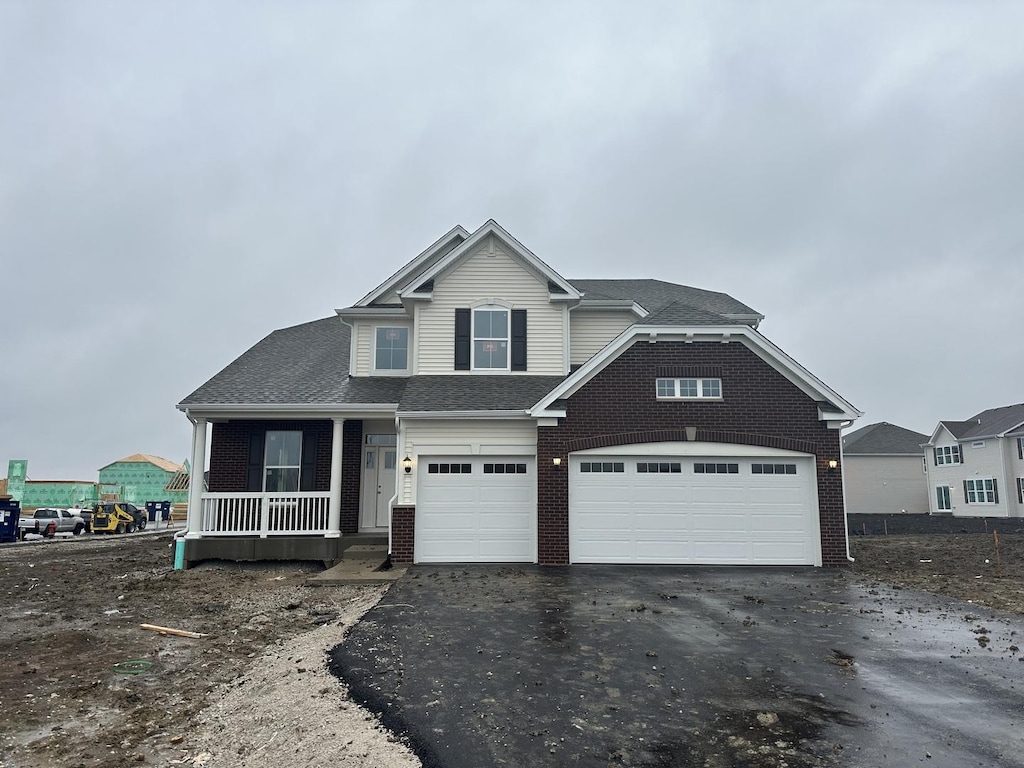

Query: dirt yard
(1, 529), (1021, 768)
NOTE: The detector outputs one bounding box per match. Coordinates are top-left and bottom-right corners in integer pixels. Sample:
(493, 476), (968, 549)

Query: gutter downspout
(839, 421), (855, 562)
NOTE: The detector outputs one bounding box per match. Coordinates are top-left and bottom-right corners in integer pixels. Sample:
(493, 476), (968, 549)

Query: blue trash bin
(0, 500), (21, 543)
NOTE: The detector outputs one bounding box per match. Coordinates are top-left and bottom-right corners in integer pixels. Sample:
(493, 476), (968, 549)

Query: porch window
(374, 327), (409, 371)
(264, 431), (302, 492)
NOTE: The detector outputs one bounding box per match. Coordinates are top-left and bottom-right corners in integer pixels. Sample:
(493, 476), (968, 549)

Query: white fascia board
(529, 324), (862, 422)
(573, 300), (649, 317)
(396, 410), (532, 420)
(179, 403), (399, 419)
(355, 225), (470, 306)
(396, 220), (581, 300)
(722, 313), (765, 327)
(336, 307), (411, 318)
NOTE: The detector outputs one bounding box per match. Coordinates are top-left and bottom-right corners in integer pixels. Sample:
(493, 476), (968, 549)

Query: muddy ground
(0, 529), (1021, 768)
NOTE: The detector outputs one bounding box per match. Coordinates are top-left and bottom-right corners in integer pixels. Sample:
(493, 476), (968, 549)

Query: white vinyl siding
(569, 310), (635, 366)
(843, 455), (929, 514)
(399, 418), (538, 504)
(415, 235), (566, 375)
(351, 320), (414, 376)
(926, 435), (1013, 517)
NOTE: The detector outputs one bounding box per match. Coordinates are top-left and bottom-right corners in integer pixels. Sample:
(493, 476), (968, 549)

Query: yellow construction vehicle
(90, 502), (147, 534)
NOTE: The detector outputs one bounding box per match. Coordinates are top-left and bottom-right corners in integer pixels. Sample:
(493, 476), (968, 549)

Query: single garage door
(416, 456), (535, 563)
(569, 452), (819, 565)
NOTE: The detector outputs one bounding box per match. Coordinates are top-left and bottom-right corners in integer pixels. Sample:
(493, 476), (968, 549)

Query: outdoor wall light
(552, 457), (562, 468)
(402, 456), (413, 474)
(827, 459), (839, 472)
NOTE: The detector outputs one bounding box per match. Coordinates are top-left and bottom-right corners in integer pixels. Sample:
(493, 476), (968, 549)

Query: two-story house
(178, 220), (860, 568)
(923, 402), (1024, 517)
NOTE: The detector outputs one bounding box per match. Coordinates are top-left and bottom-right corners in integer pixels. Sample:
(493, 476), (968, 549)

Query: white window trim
(936, 485), (952, 511)
(934, 445), (962, 466)
(655, 377), (723, 400)
(372, 325), (411, 375)
(264, 430), (302, 492)
(965, 478), (996, 504)
(471, 304), (511, 372)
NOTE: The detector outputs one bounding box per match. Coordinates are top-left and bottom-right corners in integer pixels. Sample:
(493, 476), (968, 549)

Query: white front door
(360, 446), (396, 531)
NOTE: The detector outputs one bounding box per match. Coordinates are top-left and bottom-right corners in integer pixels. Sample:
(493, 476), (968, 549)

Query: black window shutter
(933, 447), (939, 466)
(957, 444), (964, 465)
(992, 478), (999, 504)
(454, 308), (471, 370)
(246, 431), (265, 491)
(300, 431), (317, 491)
(963, 479), (969, 503)
(511, 309), (527, 371)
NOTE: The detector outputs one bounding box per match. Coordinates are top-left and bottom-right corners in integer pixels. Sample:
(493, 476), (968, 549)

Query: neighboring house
(924, 403), (1024, 517)
(841, 423), (928, 514)
(178, 220), (860, 568)
(98, 454), (190, 507)
(3, 459), (102, 509)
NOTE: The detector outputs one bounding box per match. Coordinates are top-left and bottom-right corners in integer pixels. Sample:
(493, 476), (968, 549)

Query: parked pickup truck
(18, 508), (87, 538)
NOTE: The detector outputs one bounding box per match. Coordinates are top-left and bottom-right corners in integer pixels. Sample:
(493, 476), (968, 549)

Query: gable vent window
(656, 378), (722, 400)
(934, 445), (962, 466)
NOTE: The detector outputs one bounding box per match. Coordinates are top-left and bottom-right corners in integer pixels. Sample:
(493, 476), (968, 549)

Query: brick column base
(391, 506), (415, 563)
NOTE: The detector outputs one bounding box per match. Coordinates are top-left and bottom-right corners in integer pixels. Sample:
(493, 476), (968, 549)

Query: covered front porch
(180, 411), (400, 567)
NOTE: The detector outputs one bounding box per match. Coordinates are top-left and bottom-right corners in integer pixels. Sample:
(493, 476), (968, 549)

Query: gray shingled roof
(939, 402), (1024, 440)
(398, 375), (566, 412)
(642, 301), (735, 326)
(179, 317), (407, 406)
(843, 423), (927, 455)
(568, 279), (760, 322)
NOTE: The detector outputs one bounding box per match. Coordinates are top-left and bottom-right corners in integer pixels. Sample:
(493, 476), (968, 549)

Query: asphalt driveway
(330, 566), (1024, 768)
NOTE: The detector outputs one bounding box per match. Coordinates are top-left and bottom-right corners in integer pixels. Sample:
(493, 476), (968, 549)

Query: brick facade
(208, 418), (364, 535)
(391, 505), (415, 563)
(537, 340), (847, 567)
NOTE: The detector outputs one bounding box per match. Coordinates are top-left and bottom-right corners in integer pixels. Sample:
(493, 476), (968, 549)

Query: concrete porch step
(306, 557), (407, 586)
(343, 543), (389, 560)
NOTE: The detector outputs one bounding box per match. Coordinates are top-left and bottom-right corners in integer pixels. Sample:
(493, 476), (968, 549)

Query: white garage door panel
(570, 453), (818, 565)
(416, 457), (535, 563)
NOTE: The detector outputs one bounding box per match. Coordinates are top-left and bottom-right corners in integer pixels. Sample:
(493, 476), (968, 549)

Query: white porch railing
(199, 492), (331, 537)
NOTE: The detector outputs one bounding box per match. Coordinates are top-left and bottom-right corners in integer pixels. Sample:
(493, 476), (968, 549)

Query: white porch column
(326, 418), (345, 538)
(185, 417), (208, 539)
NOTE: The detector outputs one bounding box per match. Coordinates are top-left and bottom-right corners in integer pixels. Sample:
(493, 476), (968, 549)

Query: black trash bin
(145, 501), (171, 522)
(0, 499), (21, 543)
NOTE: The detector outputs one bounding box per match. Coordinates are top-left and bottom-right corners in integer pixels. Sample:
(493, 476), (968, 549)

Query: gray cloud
(2, 1), (1021, 478)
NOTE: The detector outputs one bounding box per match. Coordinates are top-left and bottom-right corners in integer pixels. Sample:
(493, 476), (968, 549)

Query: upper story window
(656, 377), (722, 400)
(1018, 437), (1024, 460)
(264, 430), (302, 492)
(374, 327), (409, 371)
(934, 445), (961, 466)
(473, 308), (509, 370)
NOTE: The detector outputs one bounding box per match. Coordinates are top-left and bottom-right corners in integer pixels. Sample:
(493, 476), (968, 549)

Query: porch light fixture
(827, 459), (838, 472)
(402, 456), (413, 474)
(552, 457), (562, 469)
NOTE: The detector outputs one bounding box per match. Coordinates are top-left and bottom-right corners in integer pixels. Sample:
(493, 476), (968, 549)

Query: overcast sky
(2, 1), (1021, 481)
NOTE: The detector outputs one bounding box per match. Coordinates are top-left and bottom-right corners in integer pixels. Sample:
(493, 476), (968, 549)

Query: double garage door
(415, 450), (820, 565)
(569, 452), (820, 565)
(416, 456), (535, 563)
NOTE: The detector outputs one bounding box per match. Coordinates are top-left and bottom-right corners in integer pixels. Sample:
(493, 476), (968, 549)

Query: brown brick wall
(537, 340), (847, 567)
(391, 505), (415, 563)
(207, 419), (364, 534)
